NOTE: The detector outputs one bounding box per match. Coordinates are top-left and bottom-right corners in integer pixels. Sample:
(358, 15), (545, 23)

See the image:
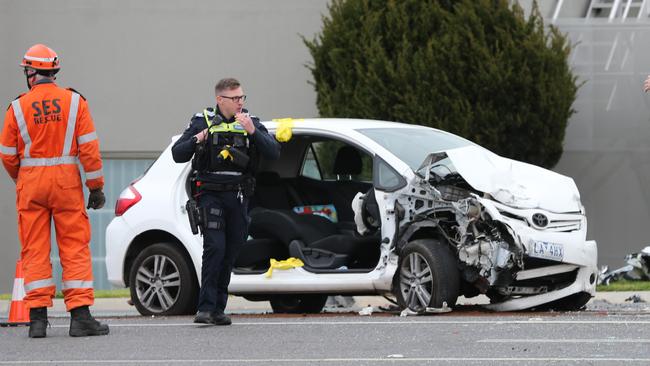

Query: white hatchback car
(105, 119), (598, 315)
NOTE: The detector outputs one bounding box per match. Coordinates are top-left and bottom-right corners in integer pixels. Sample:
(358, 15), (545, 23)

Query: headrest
(333, 146), (362, 175)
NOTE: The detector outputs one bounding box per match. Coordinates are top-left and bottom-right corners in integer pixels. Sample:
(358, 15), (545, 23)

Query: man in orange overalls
(0, 44), (109, 338)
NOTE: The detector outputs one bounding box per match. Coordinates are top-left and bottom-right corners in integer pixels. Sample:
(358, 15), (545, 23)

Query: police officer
(172, 78), (280, 325)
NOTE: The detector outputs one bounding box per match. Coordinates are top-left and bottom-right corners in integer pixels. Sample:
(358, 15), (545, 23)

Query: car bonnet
(443, 145), (582, 213)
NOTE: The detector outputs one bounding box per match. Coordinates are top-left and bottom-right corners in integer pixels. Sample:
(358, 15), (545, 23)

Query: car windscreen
(357, 127), (475, 171)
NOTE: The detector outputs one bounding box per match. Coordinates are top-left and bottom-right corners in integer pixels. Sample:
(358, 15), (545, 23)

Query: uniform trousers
(196, 190), (249, 313)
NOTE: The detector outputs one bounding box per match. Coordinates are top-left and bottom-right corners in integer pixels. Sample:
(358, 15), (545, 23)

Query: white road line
(44, 319), (650, 328)
(479, 339), (650, 343)
(1, 358), (650, 364)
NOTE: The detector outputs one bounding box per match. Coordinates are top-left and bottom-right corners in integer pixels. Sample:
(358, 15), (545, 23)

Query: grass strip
(0, 288), (130, 300)
(597, 279), (650, 292)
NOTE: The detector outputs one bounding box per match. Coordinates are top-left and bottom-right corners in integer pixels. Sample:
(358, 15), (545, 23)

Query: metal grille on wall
(50, 159), (155, 290)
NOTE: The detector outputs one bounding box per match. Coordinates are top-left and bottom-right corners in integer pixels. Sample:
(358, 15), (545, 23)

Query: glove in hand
(87, 189), (106, 210)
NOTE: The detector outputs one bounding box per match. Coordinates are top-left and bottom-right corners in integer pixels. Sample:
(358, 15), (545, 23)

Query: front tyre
(129, 243), (198, 316)
(394, 238), (460, 312)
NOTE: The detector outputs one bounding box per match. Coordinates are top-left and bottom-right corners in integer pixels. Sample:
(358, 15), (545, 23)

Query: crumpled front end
(395, 150), (598, 311)
(473, 197), (597, 311)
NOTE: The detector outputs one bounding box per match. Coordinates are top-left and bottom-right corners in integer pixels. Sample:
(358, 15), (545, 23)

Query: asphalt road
(1, 309), (650, 365)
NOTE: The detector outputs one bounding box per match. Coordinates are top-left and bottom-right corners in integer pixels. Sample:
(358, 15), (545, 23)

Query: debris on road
(625, 294), (646, 303)
(399, 308), (418, 317)
(399, 302), (452, 316)
(425, 302), (452, 314)
(358, 306), (373, 316)
(599, 246), (650, 285)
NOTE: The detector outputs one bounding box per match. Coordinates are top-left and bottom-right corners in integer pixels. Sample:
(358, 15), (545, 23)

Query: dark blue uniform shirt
(171, 107), (280, 183)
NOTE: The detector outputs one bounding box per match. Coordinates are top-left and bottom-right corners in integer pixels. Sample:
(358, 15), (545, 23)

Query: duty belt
(198, 177), (255, 194)
(206, 171), (242, 176)
(198, 182), (244, 192)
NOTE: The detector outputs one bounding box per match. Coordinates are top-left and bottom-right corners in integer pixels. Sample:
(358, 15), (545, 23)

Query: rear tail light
(115, 185), (142, 216)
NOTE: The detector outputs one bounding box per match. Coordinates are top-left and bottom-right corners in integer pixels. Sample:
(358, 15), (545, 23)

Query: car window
(301, 145), (321, 180)
(374, 156), (406, 192)
(357, 127), (475, 171)
(300, 140), (372, 182)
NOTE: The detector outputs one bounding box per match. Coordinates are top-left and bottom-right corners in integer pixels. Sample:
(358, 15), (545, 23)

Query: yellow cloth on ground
(265, 257), (304, 278)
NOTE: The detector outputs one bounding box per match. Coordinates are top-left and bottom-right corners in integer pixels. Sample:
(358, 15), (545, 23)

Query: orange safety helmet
(20, 44), (60, 71)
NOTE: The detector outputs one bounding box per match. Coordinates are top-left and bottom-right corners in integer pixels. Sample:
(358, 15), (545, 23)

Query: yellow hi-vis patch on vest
(204, 109), (247, 135)
(264, 257), (304, 278)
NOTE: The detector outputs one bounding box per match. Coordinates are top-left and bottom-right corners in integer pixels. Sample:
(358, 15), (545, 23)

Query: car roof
(260, 118), (432, 133)
(169, 118), (447, 146)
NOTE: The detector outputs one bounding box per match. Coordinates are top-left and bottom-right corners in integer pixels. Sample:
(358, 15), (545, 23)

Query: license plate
(530, 241), (564, 261)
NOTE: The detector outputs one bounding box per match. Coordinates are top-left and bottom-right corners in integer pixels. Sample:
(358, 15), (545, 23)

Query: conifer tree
(304, 0), (578, 168)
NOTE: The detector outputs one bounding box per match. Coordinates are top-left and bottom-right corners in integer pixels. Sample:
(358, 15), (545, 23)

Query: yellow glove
(264, 257), (305, 278)
(274, 118), (294, 142)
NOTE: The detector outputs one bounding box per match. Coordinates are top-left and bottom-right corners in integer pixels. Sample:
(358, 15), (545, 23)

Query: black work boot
(69, 306), (109, 337)
(211, 312), (232, 326)
(193, 311), (214, 324)
(28, 307), (48, 338)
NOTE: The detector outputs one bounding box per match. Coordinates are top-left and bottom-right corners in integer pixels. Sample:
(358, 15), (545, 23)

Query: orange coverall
(0, 80), (104, 311)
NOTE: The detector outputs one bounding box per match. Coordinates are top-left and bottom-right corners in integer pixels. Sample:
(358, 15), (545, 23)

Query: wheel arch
(123, 230), (198, 288)
(397, 223), (450, 253)
(408, 227), (444, 243)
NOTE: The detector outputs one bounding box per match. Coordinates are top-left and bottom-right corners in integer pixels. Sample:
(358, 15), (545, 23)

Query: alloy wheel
(134, 254), (181, 313)
(399, 252), (434, 311)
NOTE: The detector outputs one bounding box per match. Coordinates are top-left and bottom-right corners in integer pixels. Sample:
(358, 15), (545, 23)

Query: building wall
(516, 0), (590, 19)
(0, 0), (329, 293)
(1, 0), (650, 292)
(552, 21), (650, 269)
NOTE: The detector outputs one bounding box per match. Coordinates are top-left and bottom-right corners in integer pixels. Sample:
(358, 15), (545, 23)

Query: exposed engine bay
(392, 152), (523, 296)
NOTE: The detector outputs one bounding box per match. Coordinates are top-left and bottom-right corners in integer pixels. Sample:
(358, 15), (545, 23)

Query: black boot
(193, 311), (215, 324)
(28, 307), (48, 338)
(69, 305), (109, 337)
(211, 312), (232, 326)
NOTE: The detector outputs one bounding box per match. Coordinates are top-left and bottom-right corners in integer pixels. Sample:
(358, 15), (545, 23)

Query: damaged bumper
(477, 198), (598, 310)
(485, 256), (597, 311)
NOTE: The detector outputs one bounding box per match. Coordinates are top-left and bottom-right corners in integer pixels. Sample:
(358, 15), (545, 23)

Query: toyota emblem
(532, 213), (549, 227)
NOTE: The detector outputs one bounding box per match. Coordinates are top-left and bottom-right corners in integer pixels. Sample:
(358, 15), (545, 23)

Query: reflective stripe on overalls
(13, 93), (81, 167)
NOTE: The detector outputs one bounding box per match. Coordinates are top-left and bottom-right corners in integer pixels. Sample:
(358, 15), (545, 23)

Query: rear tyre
(269, 294), (328, 314)
(394, 238), (460, 312)
(129, 243), (198, 316)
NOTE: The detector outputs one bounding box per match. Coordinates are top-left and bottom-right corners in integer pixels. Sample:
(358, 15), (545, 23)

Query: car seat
(252, 171), (303, 209)
(250, 208), (378, 269)
(330, 146), (372, 223)
(250, 171), (379, 269)
(333, 145), (363, 179)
